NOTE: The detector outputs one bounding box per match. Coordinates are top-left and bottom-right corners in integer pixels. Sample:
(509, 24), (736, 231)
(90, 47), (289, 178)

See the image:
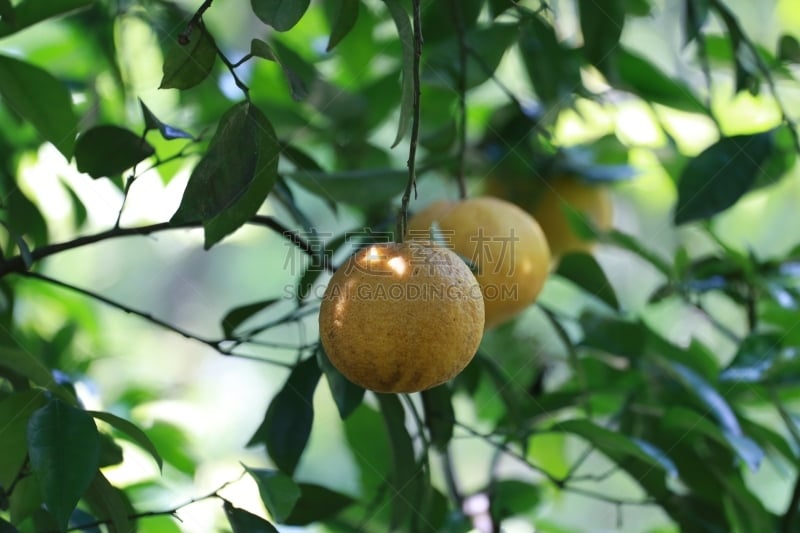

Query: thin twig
(18, 271), (294, 368)
(0, 215), (329, 278)
(449, 0), (468, 199)
(397, 0), (423, 241)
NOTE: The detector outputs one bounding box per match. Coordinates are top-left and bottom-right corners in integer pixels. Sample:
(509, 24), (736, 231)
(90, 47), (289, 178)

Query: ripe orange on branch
(318, 241), (484, 393)
(407, 196), (551, 329)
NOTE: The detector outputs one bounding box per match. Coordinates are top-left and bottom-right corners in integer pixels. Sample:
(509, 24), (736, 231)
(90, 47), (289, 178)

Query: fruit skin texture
(319, 241), (484, 393)
(486, 175), (613, 258)
(407, 197), (551, 329)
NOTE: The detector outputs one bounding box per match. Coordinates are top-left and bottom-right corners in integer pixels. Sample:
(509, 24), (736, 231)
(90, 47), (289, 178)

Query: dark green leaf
(139, 100), (193, 140)
(248, 356), (321, 475)
(88, 410), (163, 471)
(327, 0), (359, 51)
(0, 517), (17, 533)
(243, 465), (301, 523)
(421, 384), (454, 451)
(647, 328), (719, 382)
(221, 299), (280, 339)
(0, 346), (75, 403)
(779, 34), (800, 63)
(383, 0), (414, 147)
(490, 479), (541, 521)
(27, 398), (100, 531)
(0, 54), (77, 158)
(98, 432), (123, 467)
(251, 0), (310, 31)
(224, 501), (280, 533)
(250, 38), (314, 100)
(286, 168), (408, 207)
(720, 333), (782, 383)
(8, 474), (40, 525)
(674, 130), (776, 224)
(160, 25), (217, 90)
(556, 253), (619, 310)
(170, 102), (280, 249)
(317, 345), (364, 419)
(615, 48), (707, 114)
(0, 0), (93, 38)
(284, 483), (354, 525)
(579, 314), (645, 358)
(83, 472), (133, 533)
(5, 183), (48, 247)
(488, 0), (513, 18)
(624, 0), (651, 16)
(0, 0), (14, 25)
(376, 394), (423, 529)
(682, 0), (710, 45)
(74, 126), (154, 179)
(578, 0), (625, 74)
(343, 405), (391, 504)
(518, 14), (583, 107)
(666, 363), (744, 436)
(740, 417), (796, 464)
(0, 391), (46, 488)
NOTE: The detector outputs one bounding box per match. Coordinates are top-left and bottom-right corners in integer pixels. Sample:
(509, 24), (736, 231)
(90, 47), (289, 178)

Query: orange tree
(1, 0), (800, 531)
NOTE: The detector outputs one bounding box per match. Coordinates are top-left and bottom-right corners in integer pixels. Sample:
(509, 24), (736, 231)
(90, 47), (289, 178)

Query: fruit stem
(397, 0), (423, 242)
(449, 0), (468, 200)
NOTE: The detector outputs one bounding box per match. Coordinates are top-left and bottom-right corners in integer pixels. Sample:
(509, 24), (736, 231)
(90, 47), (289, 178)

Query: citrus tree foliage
(1, 0), (800, 532)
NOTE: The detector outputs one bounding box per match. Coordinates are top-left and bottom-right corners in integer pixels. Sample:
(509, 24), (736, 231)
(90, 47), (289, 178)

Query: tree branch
(0, 215), (330, 278)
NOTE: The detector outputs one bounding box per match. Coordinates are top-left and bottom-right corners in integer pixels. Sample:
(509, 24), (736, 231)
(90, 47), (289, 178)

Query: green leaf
(518, 13), (583, 107)
(682, 0), (710, 45)
(145, 421), (195, 475)
(383, 0), (414, 147)
(284, 483), (354, 525)
(83, 472), (134, 533)
(376, 394), (423, 529)
(0, 517), (17, 533)
(170, 102), (280, 249)
(719, 333), (783, 383)
(87, 410), (163, 471)
(224, 501), (280, 533)
(247, 356), (321, 475)
(251, 0), (310, 31)
(578, 0), (625, 74)
(0, 391), (46, 488)
(243, 465), (301, 523)
(603, 229), (673, 277)
(74, 125), (154, 178)
(139, 100), (193, 140)
(421, 384), (454, 451)
(220, 298), (280, 339)
(555, 253), (619, 310)
(286, 168), (408, 207)
(553, 419), (675, 496)
(160, 25), (217, 90)
(615, 48), (707, 114)
(579, 314), (646, 358)
(317, 345), (365, 419)
(490, 479), (541, 522)
(343, 405), (391, 496)
(27, 398), (100, 531)
(674, 130), (778, 224)
(250, 38), (314, 100)
(327, 0), (359, 51)
(0, 0), (14, 25)
(0, 54), (77, 158)
(779, 34), (800, 63)
(0, 0), (93, 38)
(0, 346), (75, 403)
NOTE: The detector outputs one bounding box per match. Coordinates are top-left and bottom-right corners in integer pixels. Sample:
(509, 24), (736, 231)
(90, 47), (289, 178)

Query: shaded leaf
(0, 0), (93, 38)
(248, 356), (321, 475)
(578, 0), (625, 74)
(383, 0), (414, 147)
(0, 54), (77, 158)
(84, 472), (134, 533)
(160, 25), (217, 90)
(615, 48), (707, 114)
(243, 465), (301, 523)
(682, 0), (710, 46)
(603, 229), (673, 276)
(74, 126), (155, 178)
(343, 404), (391, 497)
(674, 130), (780, 224)
(666, 362), (744, 437)
(556, 253), (619, 310)
(421, 384), (454, 451)
(0, 391), (46, 488)
(170, 102), (280, 249)
(0, 346), (75, 403)
(88, 410), (163, 471)
(27, 398), (100, 531)
(251, 0), (310, 31)
(286, 168), (408, 207)
(327, 0), (359, 51)
(490, 479), (541, 522)
(779, 34), (800, 63)
(221, 298), (280, 339)
(375, 394), (423, 529)
(284, 483), (354, 525)
(317, 345), (364, 419)
(250, 38), (313, 100)
(224, 501), (279, 533)
(579, 314), (645, 358)
(0, 0), (13, 25)
(139, 100), (193, 140)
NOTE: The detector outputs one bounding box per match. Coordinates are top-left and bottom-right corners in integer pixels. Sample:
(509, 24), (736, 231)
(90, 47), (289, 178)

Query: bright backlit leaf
(243, 465), (301, 523)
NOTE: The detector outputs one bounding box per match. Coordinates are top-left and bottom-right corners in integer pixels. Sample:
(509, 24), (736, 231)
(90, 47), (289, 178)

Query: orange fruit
(319, 241), (484, 393)
(407, 196), (551, 329)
